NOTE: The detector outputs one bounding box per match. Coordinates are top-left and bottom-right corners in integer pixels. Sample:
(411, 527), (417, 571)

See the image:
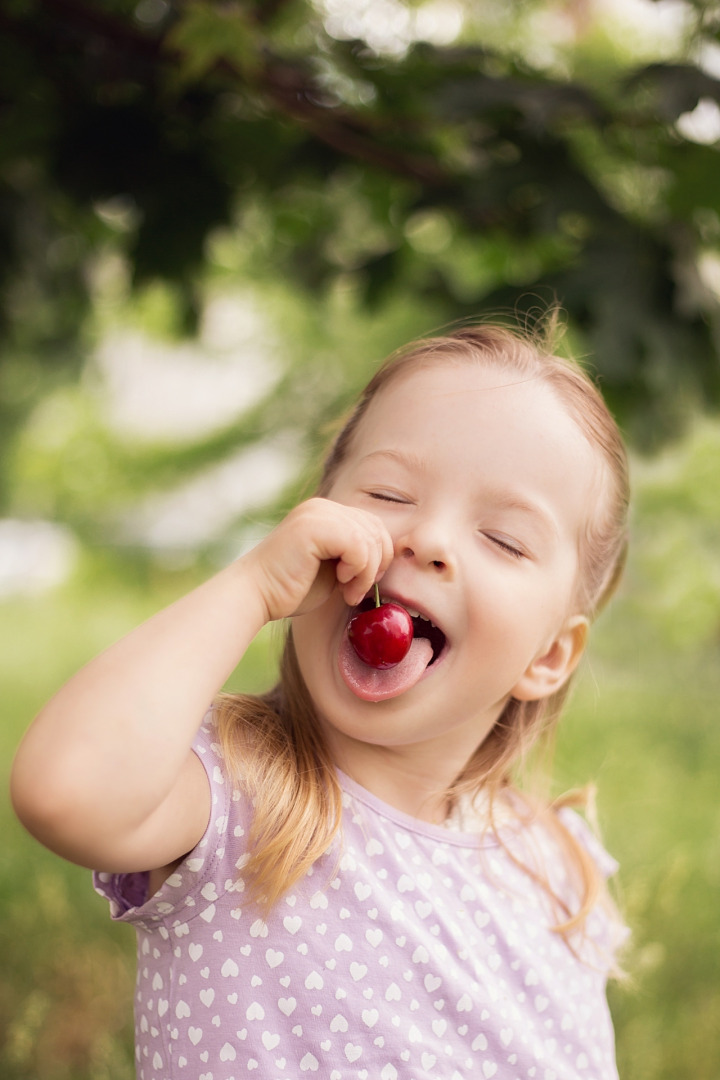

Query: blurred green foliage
(2, 0), (720, 529)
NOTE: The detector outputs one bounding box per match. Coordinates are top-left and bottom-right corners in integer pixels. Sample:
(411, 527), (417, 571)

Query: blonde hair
(216, 320), (630, 945)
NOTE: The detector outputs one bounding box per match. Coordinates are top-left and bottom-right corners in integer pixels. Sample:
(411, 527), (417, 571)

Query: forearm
(11, 556), (268, 846)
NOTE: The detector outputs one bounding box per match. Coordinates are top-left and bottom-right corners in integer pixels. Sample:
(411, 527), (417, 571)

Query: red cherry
(348, 592), (414, 669)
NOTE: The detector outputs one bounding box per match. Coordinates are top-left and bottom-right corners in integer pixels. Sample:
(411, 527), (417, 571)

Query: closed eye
(367, 491), (410, 504)
(485, 533), (526, 560)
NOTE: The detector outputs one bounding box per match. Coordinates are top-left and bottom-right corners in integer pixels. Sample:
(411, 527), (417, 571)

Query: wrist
(226, 548), (277, 630)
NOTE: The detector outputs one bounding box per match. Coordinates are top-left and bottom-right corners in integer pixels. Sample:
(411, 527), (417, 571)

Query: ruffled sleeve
(556, 806), (630, 967)
(93, 713), (245, 932)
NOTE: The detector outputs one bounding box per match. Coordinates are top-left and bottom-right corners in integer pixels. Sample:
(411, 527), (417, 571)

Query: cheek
(465, 572), (560, 655)
(291, 623), (324, 708)
(292, 612), (322, 671)
(292, 600), (343, 683)
(318, 462), (353, 502)
(468, 562), (528, 619)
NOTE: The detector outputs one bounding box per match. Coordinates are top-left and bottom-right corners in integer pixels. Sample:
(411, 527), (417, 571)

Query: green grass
(2, 421), (720, 1078)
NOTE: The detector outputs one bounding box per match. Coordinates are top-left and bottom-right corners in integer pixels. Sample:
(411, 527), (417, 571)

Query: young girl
(12, 322), (630, 1080)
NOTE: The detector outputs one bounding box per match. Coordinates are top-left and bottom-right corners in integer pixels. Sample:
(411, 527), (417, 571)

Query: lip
(349, 587), (441, 625)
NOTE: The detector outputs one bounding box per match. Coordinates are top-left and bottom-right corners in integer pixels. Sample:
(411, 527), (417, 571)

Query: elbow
(11, 755), (56, 843)
(10, 742), (90, 860)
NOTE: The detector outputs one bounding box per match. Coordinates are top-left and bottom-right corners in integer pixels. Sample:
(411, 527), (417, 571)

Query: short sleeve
(556, 806), (619, 880)
(555, 807), (629, 966)
(93, 713), (243, 931)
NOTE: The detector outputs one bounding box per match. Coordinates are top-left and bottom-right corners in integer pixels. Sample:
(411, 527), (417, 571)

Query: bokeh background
(2, 0), (720, 1076)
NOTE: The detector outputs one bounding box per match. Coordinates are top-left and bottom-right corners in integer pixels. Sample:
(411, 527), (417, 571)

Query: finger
(377, 522), (394, 577)
(335, 534), (375, 589)
(338, 533), (389, 608)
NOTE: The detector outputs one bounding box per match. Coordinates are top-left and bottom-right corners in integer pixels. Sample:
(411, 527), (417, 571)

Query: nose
(395, 514), (456, 576)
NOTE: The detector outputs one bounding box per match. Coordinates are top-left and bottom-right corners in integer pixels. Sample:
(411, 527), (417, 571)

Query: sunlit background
(2, 0), (720, 1077)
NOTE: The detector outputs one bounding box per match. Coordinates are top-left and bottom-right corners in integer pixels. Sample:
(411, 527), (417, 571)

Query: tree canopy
(2, 0), (720, 544)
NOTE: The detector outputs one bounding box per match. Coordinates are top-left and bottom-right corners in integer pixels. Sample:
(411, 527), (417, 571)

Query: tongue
(338, 633), (434, 702)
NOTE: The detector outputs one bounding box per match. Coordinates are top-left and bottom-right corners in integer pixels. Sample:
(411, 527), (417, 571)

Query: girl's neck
(330, 741), (456, 825)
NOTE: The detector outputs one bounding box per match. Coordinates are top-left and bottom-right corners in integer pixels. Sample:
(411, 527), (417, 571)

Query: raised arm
(10, 498), (392, 875)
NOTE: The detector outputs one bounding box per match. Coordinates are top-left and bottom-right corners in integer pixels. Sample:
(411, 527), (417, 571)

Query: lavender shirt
(95, 719), (622, 1080)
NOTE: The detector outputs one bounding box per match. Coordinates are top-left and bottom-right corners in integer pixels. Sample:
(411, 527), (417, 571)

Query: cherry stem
(373, 583), (380, 608)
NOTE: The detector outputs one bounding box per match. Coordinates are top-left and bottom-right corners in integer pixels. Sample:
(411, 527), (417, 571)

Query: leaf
(436, 72), (606, 130)
(626, 63), (720, 122)
(165, 1), (261, 84)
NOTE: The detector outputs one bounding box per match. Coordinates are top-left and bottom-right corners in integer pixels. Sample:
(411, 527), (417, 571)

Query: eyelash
(367, 491), (409, 504)
(486, 534), (526, 560)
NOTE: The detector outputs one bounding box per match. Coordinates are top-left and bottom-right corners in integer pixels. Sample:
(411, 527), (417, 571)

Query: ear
(511, 616), (588, 703)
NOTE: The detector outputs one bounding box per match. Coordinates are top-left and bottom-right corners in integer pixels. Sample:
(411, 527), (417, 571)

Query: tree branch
(26, 0), (450, 190)
(259, 60), (450, 187)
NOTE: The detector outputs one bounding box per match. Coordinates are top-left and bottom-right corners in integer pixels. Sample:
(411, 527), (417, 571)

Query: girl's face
(292, 360), (602, 792)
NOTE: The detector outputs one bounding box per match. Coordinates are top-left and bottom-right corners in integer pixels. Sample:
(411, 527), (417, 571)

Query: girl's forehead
(376, 356), (541, 403)
(360, 360), (559, 433)
(349, 358), (605, 498)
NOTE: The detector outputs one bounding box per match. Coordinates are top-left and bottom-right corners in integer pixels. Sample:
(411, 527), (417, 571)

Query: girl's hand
(246, 498), (394, 622)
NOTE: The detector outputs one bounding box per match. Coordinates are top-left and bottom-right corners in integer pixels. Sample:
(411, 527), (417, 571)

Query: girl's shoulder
(472, 787), (619, 881)
(456, 787), (627, 965)
(553, 802), (619, 880)
(515, 796), (628, 967)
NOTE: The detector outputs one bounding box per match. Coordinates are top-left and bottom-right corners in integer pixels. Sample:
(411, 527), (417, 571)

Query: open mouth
(339, 595), (447, 702)
(354, 596), (448, 665)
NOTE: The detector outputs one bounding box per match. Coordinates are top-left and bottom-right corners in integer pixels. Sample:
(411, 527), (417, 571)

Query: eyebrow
(358, 448), (430, 472)
(359, 449), (559, 538)
(484, 491), (560, 540)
